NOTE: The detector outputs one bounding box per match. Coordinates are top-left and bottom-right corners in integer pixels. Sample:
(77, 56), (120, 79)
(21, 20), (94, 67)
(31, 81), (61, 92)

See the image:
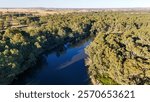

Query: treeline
(0, 11), (150, 84)
(85, 12), (150, 85)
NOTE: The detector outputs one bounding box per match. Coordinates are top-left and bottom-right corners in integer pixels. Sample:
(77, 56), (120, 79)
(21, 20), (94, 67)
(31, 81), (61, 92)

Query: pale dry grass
(0, 8), (82, 16)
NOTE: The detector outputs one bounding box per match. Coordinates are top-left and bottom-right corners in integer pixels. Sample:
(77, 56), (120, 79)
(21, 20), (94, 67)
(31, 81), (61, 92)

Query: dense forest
(0, 11), (150, 84)
(85, 12), (150, 85)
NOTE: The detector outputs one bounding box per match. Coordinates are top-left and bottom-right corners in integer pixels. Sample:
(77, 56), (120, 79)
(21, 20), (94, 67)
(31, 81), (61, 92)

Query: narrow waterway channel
(12, 37), (93, 85)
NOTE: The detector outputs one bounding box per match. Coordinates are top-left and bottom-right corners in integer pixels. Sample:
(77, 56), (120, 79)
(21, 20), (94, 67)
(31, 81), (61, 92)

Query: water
(12, 37), (93, 85)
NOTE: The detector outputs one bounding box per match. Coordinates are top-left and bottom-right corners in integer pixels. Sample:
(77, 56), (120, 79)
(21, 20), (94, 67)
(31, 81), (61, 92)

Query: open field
(0, 8), (150, 15)
(0, 8), (67, 15)
(0, 8), (91, 15)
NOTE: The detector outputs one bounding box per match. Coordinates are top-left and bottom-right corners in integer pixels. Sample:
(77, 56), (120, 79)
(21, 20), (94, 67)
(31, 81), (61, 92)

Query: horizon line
(0, 7), (150, 9)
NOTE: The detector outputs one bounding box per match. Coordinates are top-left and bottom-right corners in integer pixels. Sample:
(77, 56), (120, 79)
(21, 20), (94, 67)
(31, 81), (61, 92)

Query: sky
(0, 0), (150, 8)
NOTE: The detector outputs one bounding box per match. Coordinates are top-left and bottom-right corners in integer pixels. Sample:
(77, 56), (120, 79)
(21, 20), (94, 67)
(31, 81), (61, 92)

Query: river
(12, 37), (93, 85)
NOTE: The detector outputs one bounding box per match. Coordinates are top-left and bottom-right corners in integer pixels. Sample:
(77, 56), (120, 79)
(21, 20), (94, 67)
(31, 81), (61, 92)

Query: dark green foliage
(85, 12), (150, 85)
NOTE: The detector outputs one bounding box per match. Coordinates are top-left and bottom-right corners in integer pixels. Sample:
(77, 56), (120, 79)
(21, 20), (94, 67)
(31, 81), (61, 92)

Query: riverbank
(0, 11), (95, 84)
(11, 35), (94, 85)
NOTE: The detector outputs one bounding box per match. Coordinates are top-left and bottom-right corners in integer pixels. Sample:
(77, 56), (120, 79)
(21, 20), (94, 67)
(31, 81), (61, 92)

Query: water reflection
(58, 49), (85, 70)
(12, 37), (93, 85)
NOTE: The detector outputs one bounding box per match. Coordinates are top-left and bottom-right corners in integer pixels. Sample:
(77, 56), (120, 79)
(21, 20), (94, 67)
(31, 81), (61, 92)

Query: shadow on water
(12, 36), (94, 85)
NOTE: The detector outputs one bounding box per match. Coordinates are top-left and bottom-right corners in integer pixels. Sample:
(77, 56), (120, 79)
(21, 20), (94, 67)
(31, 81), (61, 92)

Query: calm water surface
(12, 37), (93, 85)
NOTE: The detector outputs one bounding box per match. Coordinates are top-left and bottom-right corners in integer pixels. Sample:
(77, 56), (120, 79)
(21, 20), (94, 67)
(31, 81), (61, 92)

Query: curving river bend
(12, 37), (93, 85)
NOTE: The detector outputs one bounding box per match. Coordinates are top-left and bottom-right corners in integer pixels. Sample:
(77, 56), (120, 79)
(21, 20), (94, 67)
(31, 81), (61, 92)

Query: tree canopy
(0, 11), (150, 84)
